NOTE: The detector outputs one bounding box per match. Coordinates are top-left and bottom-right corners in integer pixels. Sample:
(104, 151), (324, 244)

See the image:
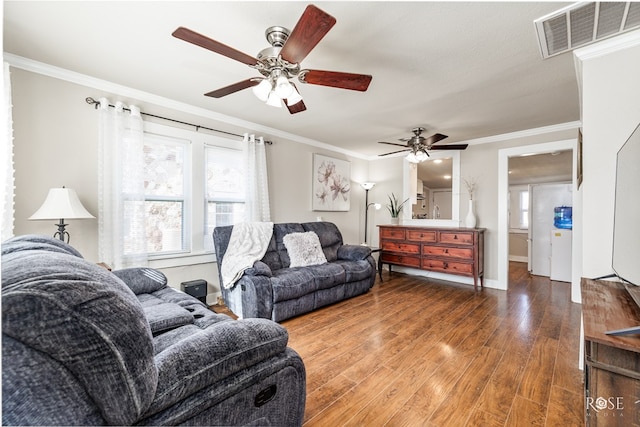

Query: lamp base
(53, 219), (70, 243)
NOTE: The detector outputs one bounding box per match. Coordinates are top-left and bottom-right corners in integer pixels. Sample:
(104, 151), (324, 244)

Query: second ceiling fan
(172, 4), (372, 114)
(378, 127), (468, 162)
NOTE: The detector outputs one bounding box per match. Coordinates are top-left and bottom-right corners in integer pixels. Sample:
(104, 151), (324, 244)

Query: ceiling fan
(378, 127), (469, 162)
(172, 4), (372, 114)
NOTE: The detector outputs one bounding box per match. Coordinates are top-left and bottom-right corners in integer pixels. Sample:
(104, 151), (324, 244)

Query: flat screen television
(605, 121), (640, 336)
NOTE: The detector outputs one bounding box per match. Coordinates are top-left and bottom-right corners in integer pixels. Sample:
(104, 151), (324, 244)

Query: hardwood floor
(280, 262), (584, 426)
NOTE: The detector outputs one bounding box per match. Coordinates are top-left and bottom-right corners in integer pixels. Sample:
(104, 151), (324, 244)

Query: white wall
(9, 67), (369, 303)
(576, 31), (640, 280)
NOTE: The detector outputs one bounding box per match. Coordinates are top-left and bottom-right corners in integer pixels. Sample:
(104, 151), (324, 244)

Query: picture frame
(312, 153), (351, 211)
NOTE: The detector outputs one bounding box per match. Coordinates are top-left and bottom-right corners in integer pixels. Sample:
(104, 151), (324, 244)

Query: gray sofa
(2, 235), (306, 426)
(213, 222), (376, 322)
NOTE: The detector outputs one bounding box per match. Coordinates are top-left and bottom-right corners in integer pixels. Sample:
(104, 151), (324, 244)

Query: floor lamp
(361, 182), (381, 245)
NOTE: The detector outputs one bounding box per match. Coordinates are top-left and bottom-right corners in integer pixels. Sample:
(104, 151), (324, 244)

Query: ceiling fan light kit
(378, 127), (469, 162)
(172, 4), (372, 114)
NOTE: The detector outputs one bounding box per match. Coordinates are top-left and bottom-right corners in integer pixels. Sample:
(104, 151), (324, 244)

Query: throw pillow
(283, 231), (328, 267)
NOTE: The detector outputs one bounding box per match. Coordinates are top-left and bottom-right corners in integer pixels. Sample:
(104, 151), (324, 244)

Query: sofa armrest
(337, 244), (372, 261)
(146, 319), (288, 414)
(243, 260), (273, 277)
(112, 267), (167, 294)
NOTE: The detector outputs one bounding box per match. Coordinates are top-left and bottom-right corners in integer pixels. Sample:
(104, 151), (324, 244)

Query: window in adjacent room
(519, 190), (529, 229)
(508, 185), (530, 231)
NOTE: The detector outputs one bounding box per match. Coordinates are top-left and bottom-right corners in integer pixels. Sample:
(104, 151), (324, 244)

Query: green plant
(386, 193), (409, 218)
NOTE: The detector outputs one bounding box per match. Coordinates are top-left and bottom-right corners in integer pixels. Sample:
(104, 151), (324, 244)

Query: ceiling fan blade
(204, 79), (259, 98)
(172, 27), (257, 66)
(284, 82), (307, 114)
(280, 5), (336, 64)
(378, 141), (409, 148)
(424, 133), (449, 145)
(285, 99), (307, 114)
(300, 70), (372, 91)
(430, 144), (469, 150)
(379, 149), (411, 157)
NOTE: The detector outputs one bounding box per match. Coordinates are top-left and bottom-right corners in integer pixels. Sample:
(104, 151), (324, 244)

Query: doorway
(497, 139), (578, 292)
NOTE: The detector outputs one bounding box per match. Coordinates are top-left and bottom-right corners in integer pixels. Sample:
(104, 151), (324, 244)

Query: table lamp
(29, 187), (95, 243)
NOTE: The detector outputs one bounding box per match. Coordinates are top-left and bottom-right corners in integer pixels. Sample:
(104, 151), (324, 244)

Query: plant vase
(390, 217), (400, 225)
(465, 199), (477, 228)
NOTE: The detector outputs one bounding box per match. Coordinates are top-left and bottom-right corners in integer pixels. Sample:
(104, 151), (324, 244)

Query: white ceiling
(3, 1), (580, 158)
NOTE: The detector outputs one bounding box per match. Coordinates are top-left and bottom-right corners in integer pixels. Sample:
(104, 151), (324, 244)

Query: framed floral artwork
(312, 153), (351, 211)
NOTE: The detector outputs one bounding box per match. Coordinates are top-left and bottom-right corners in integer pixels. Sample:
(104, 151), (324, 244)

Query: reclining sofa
(213, 222), (376, 322)
(2, 235), (306, 426)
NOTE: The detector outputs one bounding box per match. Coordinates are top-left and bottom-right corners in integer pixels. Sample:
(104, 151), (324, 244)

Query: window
(133, 121), (244, 263)
(142, 134), (189, 255)
(205, 146), (245, 241)
(509, 186), (529, 230)
(519, 190), (529, 229)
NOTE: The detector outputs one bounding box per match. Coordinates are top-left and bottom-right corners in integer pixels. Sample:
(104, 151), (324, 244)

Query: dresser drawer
(422, 259), (473, 275)
(381, 241), (420, 254)
(406, 230), (437, 242)
(423, 245), (474, 259)
(381, 253), (421, 268)
(439, 231), (474, 245)
(380, 227), (406, 240)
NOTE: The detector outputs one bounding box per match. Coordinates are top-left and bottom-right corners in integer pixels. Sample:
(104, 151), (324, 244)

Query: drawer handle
(444, 262), (449, 269)
(454, 235), (458, 240)
(444, 248), (448, 254)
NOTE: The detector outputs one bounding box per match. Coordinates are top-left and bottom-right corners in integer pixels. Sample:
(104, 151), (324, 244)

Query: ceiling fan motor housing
(256, 27), (300, 79)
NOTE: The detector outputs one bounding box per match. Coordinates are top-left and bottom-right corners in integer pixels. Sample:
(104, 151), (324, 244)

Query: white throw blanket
(221, 222), (274, 289)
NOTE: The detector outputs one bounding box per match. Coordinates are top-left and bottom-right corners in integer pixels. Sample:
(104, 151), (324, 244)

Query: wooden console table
(378, 225), (485, 290)
(582, 278), (640, 426)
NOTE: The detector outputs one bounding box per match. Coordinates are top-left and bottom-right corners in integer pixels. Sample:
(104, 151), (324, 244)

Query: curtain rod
(85, 97), (272, 144)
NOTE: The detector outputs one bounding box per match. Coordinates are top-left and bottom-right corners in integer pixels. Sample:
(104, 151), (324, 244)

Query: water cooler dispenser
(550, 206), (572, 282)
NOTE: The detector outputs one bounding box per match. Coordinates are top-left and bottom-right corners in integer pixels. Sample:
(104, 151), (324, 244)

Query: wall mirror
(402, 150), (460, 227)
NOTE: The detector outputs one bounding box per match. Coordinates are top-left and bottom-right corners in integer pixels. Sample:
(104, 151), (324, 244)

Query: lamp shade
(252, 79), (272, 102)
(361, 182), (376, 190)
(265, 91), (282, 108)
(29, 188), (95, 220)
(286, 88), (304, 106)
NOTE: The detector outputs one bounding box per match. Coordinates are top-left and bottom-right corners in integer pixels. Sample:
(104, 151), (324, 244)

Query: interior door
(529, 183), (572, 276)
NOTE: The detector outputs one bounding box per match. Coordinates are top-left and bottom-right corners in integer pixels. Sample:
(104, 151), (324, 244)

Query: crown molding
(3, 53), (370, 160)
(457, 121), (582, 146)
(574, 28), (640, 63)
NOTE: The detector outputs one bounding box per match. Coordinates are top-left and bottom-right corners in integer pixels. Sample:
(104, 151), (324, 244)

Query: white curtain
(2, 62), (15, 242)
(242, 134), (271, 222)
(98, 98), (147, 269)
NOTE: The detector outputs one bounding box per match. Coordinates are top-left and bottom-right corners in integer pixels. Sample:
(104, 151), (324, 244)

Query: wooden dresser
(581, 278), (640, 426)
(378, 225), (485, 290)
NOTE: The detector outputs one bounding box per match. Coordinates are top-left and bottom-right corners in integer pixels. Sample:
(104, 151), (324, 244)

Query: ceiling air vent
(535, 2), (640, 58)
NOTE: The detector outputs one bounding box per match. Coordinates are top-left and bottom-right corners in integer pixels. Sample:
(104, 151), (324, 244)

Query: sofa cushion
(302, 222), (343, 262)
(144, 303), (194, 334)
(283, 232), (328, 267)
(305, 263), (346, 290)
(1, 242), (158, 425)
(273, 223), (306, 268)
(271, 268), (316, 302)
(334, 259), (375, 282)
(113, 267), (168, 294)
(1, 234), (84, 258)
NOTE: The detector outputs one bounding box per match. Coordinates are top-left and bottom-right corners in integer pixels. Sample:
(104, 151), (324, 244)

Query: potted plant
(387, 193), (409, 225)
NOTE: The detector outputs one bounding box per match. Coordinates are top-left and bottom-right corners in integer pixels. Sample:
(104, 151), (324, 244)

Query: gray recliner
(2, 235), (306, 426)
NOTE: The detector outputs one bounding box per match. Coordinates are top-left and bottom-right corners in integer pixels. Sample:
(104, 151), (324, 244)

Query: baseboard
(509, 256), (528, 263)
